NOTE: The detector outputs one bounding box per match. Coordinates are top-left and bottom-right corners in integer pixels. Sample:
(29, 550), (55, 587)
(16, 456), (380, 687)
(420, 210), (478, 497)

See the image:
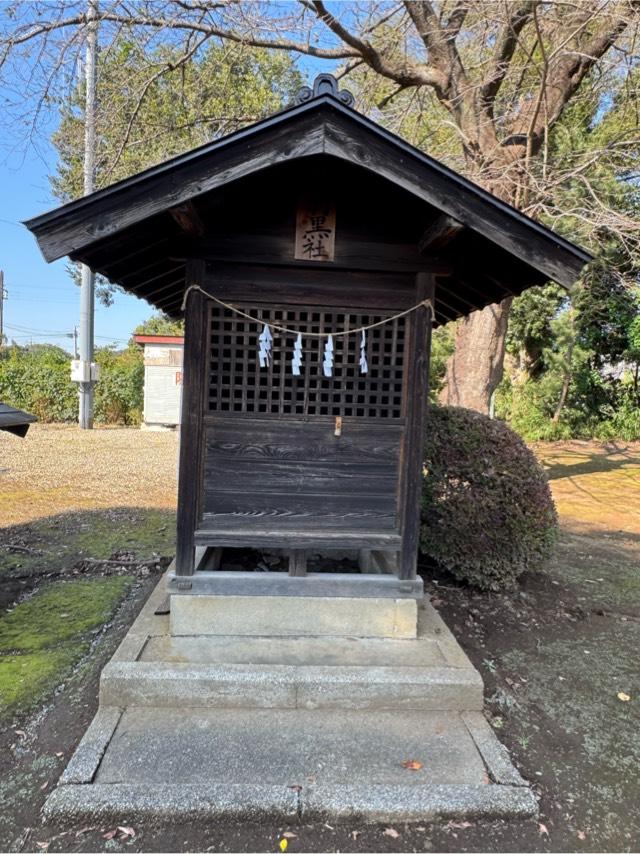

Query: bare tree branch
(480, 0), (538, 109)
(312, 0), (447, 89)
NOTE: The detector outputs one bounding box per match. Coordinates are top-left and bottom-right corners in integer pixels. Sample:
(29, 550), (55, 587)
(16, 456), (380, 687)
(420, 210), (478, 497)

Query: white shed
(134, 335), (184, 428)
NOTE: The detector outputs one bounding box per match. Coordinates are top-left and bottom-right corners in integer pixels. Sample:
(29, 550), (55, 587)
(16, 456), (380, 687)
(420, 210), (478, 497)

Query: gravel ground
(0, 424), (178, 526)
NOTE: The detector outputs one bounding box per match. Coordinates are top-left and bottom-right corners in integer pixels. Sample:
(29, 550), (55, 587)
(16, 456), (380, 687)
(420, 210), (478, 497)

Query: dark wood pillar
(399, 272), (435, 580)
(175, 262), (208, 577)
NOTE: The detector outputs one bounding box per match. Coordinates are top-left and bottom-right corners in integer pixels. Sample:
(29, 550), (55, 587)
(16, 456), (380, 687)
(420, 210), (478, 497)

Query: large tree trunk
(439, 297), (513, 414)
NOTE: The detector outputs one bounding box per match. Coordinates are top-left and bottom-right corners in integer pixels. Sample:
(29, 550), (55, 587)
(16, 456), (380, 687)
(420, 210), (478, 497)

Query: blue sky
(0, 140), (154, 351)
(0, 45), (324, 352)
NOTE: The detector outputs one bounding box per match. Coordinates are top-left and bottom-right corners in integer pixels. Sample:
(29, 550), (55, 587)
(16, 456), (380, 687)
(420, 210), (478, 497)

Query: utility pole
(78, 0), (98, 428)
(0, 270), (5, 346)
(67, 326), (79, 357)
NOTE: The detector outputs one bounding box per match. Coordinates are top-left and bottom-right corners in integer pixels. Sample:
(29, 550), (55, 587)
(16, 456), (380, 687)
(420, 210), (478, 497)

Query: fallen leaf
(350, 830), (360, 840)
(617, 692), (631, 702)
(40, 781), (49, 791)
(279, 839), (288, 852)
(538, 823), (549, 837)
(118, 826), (136, 839)
(383, 827), (400, 838)
(75, 827), (95, 837)
(102, 829), (118, 840)
(282, 832), (297, 839)
(401, 759), (423, 771)
(35, 844), (49, 851)
(577, 830), (587, 841)
(14, 730), (26, 738)
(55, 752), (64, 758)
(482, 772), (490, 785)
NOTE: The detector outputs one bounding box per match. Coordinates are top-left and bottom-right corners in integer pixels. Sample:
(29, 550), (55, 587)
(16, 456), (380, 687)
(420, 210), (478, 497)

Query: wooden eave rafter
(418, 214), (464, 253)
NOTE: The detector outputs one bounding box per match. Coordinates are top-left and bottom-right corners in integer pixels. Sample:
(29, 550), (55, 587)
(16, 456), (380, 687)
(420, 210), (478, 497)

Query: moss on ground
(0, 577), (131, 717)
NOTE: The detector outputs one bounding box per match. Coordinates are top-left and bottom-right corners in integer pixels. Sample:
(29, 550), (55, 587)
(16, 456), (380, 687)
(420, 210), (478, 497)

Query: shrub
(421, 405), (558, 591)
(0, 343), (144, 425)
(94, 346), (144, 425)
(0, 345), (77, 422)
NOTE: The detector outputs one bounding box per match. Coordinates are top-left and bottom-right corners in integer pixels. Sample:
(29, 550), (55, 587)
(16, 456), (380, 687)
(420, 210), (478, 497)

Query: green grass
(0, 577), (132, 717)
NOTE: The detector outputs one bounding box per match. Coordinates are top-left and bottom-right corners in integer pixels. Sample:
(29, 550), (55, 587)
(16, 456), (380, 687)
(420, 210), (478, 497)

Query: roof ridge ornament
(294, 73), (355, 107)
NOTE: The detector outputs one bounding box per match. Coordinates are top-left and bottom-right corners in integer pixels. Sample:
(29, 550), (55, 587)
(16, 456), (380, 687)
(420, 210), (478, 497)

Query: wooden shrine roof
(24, 75), (592, 324)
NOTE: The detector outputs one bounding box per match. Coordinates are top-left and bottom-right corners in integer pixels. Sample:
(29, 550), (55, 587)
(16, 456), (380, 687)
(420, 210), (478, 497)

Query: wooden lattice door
(198, 301), (409, 551)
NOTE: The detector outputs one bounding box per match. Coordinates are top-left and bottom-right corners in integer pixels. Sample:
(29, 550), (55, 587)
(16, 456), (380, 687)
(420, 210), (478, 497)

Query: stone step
(140, 632), (450, 667)
(170, 592), (418, 638)
(45, 705), (536, 823)
(99, 659), (484, 711)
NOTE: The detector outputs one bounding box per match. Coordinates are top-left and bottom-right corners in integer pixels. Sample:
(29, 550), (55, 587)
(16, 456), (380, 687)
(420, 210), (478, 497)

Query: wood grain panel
(202, 265), (416, 311)
(204, 458), (397, 496)
(204, 420), (402, 463)
(200, 492), (397, 531)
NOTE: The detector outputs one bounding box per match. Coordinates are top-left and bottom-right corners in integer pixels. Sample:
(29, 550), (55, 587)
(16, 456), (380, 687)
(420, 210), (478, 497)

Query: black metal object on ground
(0, 403), (37, 437)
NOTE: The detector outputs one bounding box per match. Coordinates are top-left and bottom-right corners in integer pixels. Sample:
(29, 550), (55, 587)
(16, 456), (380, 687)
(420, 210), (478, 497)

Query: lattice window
(207, 304), (406, 418)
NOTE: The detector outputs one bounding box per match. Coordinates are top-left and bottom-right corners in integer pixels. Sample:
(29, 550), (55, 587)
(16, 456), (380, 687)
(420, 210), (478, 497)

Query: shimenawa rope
(181, 284), (433, 337)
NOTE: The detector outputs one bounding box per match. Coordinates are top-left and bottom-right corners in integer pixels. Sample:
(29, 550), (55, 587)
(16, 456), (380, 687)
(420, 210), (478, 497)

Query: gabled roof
(25, 75), (592, 322)
(0, 403), (37, 437)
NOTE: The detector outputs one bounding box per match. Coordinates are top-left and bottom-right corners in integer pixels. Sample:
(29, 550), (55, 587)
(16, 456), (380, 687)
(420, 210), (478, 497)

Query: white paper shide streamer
(292, 332), (303, 376)
(258, 324), (273, 368)
(323, 334), (334, 378)
(359, 329), (368, 374)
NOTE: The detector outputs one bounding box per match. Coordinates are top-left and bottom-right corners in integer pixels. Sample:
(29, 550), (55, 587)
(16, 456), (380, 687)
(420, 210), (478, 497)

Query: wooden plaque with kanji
(294, 201), (336, 262)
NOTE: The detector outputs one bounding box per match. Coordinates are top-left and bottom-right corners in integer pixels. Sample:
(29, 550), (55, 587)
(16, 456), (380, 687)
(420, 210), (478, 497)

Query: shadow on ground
(542, 444), (640, 482)
(0, 507), (176, 610)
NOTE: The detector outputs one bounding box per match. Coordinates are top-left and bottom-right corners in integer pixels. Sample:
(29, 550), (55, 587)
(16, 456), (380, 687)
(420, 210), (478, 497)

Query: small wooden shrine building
(26, 74), (591, 604)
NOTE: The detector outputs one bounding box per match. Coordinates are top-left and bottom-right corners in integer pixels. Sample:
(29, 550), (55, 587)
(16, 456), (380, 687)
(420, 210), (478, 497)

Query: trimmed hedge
(0, 344), (143, 425)
(421, 405), (558, 591)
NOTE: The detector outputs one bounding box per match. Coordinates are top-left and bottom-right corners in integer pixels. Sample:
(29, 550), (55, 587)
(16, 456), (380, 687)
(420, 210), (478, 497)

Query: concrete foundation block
(170, 594), (418, 639)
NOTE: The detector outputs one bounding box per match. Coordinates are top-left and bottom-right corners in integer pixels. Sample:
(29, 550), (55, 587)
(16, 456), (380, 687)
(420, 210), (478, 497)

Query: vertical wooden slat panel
(175, 261), (208, 577)
(399, 272), (434, 580)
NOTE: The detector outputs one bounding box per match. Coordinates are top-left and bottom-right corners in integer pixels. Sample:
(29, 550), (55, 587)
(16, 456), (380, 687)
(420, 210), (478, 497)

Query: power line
(5, 321), (129, 342)
(4, 283), (79, 292)
(5, 322), (72, 335)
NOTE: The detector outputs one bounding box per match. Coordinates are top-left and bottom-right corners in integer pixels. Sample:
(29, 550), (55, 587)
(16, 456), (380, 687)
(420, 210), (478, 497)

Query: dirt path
(0, 429), (638, 852)
(0, 424), (177, 527)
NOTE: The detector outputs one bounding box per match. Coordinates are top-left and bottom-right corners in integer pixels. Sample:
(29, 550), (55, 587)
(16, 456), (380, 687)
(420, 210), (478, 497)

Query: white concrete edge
(99, 658), (485, 686)
(461, 711), (529, 788)
(59, 707), (122, 785)
(43, 781), (537, 823)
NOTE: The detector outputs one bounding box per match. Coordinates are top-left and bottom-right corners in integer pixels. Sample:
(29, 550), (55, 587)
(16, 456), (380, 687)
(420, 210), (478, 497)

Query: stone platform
(44, 573), (537, 823)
